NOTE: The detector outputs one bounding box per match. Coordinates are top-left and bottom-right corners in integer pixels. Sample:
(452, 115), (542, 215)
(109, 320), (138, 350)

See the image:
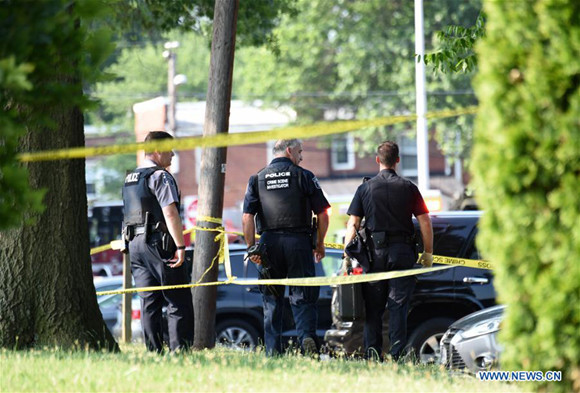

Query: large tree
(0, 0), (117, 349)
(472, 1), (579, 391)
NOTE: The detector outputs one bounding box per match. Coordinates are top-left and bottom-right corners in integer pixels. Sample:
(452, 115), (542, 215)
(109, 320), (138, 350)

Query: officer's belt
(370, 231), (415, 247)
(263, 228), (311, 234)
(132, 224), (166, 236)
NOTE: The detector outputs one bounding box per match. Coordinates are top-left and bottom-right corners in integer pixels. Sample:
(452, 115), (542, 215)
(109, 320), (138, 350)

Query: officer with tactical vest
(122, 131), (194, 353)
(344, 140), (433, 362)
(242, 139), (330, 356)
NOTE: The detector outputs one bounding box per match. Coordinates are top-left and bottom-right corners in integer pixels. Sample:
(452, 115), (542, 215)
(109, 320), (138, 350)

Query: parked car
(324, 211), (496, 363)
(95, 276), (134, 333)
(440, 305), (505, 372)
(105, 245), (344, 349)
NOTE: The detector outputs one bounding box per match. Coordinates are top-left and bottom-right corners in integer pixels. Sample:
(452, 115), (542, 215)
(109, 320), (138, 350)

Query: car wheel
(215, 319), (260, 351)
(406, 317), (454, 364)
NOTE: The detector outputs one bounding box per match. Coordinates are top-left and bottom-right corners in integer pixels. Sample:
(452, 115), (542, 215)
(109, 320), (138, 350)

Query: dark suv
(324, 211), (495, 363)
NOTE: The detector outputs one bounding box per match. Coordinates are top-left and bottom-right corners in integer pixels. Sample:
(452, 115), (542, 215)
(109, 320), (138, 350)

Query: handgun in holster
(121, 223), (133, 254)
(246, 243), (281, 297)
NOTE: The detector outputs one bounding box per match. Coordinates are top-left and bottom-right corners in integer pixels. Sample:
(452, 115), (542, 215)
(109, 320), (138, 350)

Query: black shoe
(364, 348), (383, 362)
(302, 337), (319, 357)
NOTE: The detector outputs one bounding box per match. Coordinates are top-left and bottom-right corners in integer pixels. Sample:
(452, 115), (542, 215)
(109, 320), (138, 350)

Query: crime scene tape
(95, 266), (454, 296)
(94, 215), (493, 296)
(20, 106), (477, 162)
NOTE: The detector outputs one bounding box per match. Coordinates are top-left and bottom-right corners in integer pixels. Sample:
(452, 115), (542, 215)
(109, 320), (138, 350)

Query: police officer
(344, 141), (433, 361)
(122, 131), (194, 353)
(242, 139), (330, 356)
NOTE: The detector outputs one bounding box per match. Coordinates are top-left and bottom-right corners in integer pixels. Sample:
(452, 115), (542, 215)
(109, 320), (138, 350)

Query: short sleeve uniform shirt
(347, 169), (428, 236)
(141, 159), (180, 208)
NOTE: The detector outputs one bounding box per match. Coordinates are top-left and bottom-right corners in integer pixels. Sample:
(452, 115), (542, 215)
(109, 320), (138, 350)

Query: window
(331, 134), (355, 170)
(218, 253), (248, 279)
(416, 223), (469, 257)
(399, 135), (418, 177)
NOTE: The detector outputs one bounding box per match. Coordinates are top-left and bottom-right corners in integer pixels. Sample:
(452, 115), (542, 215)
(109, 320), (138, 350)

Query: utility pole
(415, 0), (430, 192)
(192, 0), (238, 349)
(163, 41), (179, 133)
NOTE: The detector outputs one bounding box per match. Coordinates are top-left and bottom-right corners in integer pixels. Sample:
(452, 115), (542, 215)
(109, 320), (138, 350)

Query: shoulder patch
(161, 172), (174, 186)
(312, 176), (321, 190)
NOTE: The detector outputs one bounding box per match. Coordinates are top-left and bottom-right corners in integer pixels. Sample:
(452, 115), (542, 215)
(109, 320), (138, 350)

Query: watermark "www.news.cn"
(477, 371), (562, 382)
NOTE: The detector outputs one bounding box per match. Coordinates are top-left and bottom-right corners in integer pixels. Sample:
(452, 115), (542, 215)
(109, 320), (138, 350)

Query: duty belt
(371, 231), (415, 249)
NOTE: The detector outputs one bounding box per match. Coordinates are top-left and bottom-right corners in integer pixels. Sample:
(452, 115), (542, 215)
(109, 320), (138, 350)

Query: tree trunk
(192, 0), (238, 349)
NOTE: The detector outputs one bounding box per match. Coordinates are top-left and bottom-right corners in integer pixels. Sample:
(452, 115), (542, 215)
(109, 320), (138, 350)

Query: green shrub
(472, 1), (580, 392)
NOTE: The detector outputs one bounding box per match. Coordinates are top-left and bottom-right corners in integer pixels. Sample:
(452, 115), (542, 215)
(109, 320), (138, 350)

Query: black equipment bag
(337, 283), (364, 321)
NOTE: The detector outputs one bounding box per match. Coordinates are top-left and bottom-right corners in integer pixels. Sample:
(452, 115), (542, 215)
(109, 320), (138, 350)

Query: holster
(246, 243), (281, 297)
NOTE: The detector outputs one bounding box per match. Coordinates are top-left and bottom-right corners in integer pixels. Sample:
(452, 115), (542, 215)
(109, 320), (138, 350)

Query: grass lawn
(1, 344), (531, 392)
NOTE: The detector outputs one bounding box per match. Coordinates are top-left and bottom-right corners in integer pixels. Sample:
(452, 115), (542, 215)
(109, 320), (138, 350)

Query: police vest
(122, 167), (171, 227)
(255, 163), (311, 232)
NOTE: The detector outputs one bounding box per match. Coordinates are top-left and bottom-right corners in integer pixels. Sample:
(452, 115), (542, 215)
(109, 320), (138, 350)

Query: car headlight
(460, 317), (502, 339)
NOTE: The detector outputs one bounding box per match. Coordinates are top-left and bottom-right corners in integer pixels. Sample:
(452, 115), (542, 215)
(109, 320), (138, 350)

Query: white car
(440, 305), (505, 372)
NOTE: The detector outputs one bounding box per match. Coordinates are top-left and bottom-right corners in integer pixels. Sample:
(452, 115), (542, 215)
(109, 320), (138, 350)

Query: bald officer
(242, 139), (330, 356)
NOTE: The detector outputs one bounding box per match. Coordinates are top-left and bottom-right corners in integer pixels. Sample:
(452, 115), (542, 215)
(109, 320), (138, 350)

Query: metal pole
(164, 41), (180, 134)
(167, 51), (177, 133)
(415, 0), (429, 192)
(121, 251), (132, 343)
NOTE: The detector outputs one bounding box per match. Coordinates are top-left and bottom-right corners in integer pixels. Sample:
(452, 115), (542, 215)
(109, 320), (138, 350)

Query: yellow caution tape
(20, 107), (478, 162)
(433, 254), (494, 270)
(92, 213), (493, 297)
(90, 243), (113, 255)
(96, 266), (453, 296)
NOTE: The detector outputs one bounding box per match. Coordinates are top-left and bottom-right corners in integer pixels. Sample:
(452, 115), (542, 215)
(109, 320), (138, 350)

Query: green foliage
(0, 0), (113, 230)
(232, 0), (480, 157)
(424, 13), (485, 74)
(471, 1), (580, 391)
(87, 32), (211, 128)
(0, 58), (45, 229)
(105, 0), (298, 54)
(89, 0), (481, 165)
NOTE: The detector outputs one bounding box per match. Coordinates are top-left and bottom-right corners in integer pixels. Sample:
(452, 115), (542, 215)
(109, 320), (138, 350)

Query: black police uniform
(122, 161), (194, 353)
(347, 168), (428, 360)
(243, 157), (330, 355)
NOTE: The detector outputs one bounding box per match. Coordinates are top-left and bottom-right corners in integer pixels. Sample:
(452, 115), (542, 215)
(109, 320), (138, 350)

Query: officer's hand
(341, 256), (353, 274)
(418, 252), (433, 268)
(249, 254), (262, 265)
(168, 248), (186, 268)
(313, 243), (325, 263)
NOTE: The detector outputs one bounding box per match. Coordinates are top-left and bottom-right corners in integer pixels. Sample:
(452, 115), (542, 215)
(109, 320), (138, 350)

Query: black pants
(258, 231), (319, 355)
(362, 242), (416, 360)
(129, 233), (194, 352)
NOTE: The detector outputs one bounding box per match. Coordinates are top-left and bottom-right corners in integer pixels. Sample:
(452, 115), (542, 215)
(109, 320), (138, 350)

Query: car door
(452, 227), (496, 309)
(217, 251), (249, 311)
(414, 220), (458, 297)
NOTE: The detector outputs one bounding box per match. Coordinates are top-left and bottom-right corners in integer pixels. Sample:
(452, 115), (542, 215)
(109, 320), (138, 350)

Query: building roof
(175, 100), (296, 136)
